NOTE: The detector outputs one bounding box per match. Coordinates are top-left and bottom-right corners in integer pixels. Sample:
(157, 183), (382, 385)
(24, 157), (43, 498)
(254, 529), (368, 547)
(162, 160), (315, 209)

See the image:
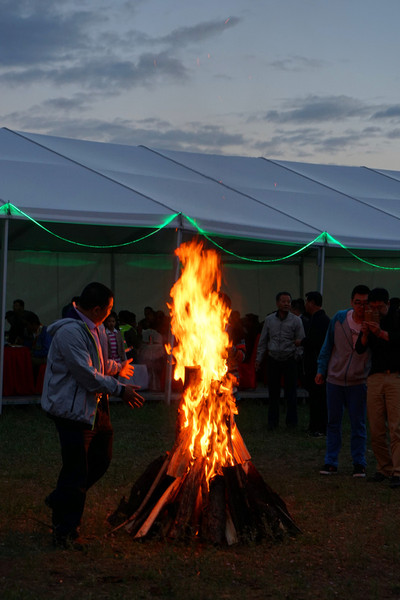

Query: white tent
(1, 127), (400, 406)
(3, 127), (400, 248)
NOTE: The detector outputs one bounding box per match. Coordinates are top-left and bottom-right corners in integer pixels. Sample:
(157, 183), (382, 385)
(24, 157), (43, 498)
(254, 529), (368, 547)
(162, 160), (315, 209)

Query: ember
(109, 240), (300, 544)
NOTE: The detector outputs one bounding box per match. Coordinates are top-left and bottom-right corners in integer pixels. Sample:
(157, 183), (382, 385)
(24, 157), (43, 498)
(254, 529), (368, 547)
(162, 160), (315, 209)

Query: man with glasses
(316, 285), (370, 477)
(356, 288), (400, 488)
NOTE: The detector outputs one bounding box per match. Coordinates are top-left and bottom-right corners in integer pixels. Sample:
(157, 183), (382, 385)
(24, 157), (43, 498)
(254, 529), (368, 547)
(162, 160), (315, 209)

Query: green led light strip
(0, 203), (179, 249)
(185, 216), (400, 269)
(325, 233), (400, 271)
(184, 214), (326, 262)
(2, 203), (400, 269)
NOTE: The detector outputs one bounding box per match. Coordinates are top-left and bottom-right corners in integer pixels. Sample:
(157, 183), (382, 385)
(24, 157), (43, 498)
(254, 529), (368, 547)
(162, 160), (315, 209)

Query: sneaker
(368, 472), (389, 482)
(352, 464), (366, 478)
(389, 476), (400, 489)
(320, 464), (337, 475)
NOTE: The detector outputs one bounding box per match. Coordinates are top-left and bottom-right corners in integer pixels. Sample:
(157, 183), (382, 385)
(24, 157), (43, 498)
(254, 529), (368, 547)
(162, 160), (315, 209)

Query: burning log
(108, 240), (300, 545)
(201, 474), (226, 544)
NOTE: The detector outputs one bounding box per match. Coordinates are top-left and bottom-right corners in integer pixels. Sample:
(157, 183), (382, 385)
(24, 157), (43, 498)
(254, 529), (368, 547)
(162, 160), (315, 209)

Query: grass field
(1, 398), (400, 599)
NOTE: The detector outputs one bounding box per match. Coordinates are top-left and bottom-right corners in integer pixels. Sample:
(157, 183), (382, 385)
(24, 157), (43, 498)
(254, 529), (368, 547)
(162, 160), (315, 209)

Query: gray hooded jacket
(41, 318), (123, 425)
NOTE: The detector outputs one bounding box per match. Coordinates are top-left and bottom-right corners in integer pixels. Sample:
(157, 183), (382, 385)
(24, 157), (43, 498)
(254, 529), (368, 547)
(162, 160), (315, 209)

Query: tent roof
(1, 127), (400, 251)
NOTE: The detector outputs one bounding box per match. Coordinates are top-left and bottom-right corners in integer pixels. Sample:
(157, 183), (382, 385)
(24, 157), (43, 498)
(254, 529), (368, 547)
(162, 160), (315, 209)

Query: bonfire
(109, 240), (300, 544)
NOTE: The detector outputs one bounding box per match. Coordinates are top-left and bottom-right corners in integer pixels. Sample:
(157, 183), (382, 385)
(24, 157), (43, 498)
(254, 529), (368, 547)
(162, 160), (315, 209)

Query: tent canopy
(1, 127), (400, 253)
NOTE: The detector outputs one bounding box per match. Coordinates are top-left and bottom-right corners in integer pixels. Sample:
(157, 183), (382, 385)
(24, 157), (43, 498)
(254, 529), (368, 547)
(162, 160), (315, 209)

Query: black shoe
(53, 529), (86, 550)
(352, 464), (366, 478)
(368, 472), (389, 482)
(320, 464), (337, 475)
(389, 476), (400, 489)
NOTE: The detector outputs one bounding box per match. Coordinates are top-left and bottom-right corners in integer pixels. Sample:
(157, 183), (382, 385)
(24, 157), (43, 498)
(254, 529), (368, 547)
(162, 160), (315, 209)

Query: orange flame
(167, 240), (239, 484)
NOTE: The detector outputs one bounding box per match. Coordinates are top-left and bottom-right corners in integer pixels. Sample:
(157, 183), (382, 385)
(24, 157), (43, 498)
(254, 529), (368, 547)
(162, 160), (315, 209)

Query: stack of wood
(108, 369), (300, 545)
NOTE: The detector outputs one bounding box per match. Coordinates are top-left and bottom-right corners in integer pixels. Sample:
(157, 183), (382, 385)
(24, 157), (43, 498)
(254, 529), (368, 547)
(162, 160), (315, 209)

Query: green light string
(183, 214), (326, 263)
(184, 216), (400, 269)
(325, 233), (400, 271)
(0, 203), (179, 249)
(2, 202), (400, 269)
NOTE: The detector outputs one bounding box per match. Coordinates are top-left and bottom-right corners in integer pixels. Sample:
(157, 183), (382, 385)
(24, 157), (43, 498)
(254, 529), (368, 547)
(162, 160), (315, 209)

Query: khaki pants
(367, 372), (400, 477)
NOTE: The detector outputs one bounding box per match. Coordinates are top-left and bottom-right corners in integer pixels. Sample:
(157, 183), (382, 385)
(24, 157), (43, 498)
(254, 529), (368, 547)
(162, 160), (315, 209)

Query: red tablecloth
(3, 346), (35, 396)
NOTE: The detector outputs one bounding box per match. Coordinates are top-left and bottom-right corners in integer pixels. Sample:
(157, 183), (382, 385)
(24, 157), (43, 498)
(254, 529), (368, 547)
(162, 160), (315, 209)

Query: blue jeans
(325, 382), (367, 468)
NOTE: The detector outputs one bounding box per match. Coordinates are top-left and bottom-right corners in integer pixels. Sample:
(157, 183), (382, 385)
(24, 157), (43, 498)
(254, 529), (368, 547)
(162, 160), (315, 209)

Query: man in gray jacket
(255, 291), (305, 429)
(42, 282), (144, 548)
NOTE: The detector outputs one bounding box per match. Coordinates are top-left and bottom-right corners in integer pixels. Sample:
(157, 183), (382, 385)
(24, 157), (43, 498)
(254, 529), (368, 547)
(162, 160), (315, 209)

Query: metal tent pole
(317, 244), (326, 294)
(0, 218), (9, 414)
(164, 217), (183, 405)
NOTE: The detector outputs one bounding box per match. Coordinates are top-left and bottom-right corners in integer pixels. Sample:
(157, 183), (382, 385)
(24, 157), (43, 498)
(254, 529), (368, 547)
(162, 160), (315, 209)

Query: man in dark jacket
(356, 287), (400, 488)
(42, 282), (144, 548)
(301, 291), (330, 437)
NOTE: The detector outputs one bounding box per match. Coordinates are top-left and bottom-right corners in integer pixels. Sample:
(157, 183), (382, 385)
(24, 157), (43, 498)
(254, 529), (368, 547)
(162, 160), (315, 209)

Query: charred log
(168, 457), (206, 541)
(201, 475), (226, 545)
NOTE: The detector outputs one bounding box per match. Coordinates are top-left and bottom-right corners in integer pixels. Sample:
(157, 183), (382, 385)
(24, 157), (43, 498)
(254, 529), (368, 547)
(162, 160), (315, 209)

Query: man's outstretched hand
(122, 385), (145, 409)
(119, 358), (135, 379)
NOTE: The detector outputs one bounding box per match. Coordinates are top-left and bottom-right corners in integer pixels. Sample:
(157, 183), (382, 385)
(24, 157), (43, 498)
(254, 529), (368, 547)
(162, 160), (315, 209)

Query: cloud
(268, 55), (326, 71)
(0, 110), (247, 154)
(251, 123), (385, 159)
(0, 2), (95, 67)
(154, 17), (241, 50)
(387, 129), (400, 139)
(372, 106), (400, 120)
(0, 2), (239, 93)
(0, 52), (188, 90)
(264, 95), (370, 124)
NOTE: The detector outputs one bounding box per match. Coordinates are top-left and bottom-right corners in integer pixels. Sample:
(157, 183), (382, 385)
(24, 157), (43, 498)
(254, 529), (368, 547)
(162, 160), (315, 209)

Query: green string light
(183, 214), (327, 262)
(1, 202), (400, 270)
(325, 233), (400, 270)
(0, 203), (179, 249)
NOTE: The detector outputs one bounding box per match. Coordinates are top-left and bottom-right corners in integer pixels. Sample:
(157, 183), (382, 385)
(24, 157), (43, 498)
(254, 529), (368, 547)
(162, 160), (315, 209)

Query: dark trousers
(267, 356), (298, 427)
(48, 402), (113, 537)
(306, 375), (328, 434)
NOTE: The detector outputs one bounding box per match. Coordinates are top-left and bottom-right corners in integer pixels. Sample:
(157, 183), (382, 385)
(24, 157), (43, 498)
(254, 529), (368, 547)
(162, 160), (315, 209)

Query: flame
(167, 240), (238, 484)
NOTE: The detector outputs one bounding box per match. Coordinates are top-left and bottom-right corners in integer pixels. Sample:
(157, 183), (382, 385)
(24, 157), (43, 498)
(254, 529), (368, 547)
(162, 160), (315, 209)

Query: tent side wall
(6, 248), (400, 325)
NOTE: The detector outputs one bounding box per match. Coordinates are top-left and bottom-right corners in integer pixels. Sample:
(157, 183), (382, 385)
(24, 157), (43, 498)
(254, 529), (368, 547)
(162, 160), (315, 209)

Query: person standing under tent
(316, 285), (370, 477)
(255, 291), (305, 430)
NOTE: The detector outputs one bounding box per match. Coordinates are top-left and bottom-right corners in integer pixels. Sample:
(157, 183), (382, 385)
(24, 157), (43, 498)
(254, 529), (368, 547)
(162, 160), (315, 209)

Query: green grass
(1, 399), (400, 599)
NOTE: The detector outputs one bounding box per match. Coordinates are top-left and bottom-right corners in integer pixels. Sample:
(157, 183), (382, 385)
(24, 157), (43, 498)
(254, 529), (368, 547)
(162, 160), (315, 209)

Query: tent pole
(317, 245), (326, 294)
(164, 217), (183, 405)
(0, 218), (9, 415)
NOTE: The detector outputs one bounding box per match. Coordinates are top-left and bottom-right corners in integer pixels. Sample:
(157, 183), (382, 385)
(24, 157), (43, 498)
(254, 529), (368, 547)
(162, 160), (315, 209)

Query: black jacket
(355, 309), (400, 374)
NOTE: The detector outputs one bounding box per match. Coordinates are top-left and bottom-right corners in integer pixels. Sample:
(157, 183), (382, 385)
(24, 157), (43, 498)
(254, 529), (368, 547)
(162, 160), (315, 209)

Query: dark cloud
(154, 17), (241, 49)
(0, 52), (188, 90)
(40, 94), (96, 112)
(268, 55), (326, 71)
(265, 95), (370, 124)
(0, 110), (247, 154)
(252, 124), (384, 158)
(372, 106), (400, 119)
(0, 2), (239, 93)
(387, 129), (400, 139)
(0, 2), (95, 66)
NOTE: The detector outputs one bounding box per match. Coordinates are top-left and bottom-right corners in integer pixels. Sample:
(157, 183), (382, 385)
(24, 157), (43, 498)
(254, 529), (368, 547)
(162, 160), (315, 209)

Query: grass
(1, 398), (400, 599)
